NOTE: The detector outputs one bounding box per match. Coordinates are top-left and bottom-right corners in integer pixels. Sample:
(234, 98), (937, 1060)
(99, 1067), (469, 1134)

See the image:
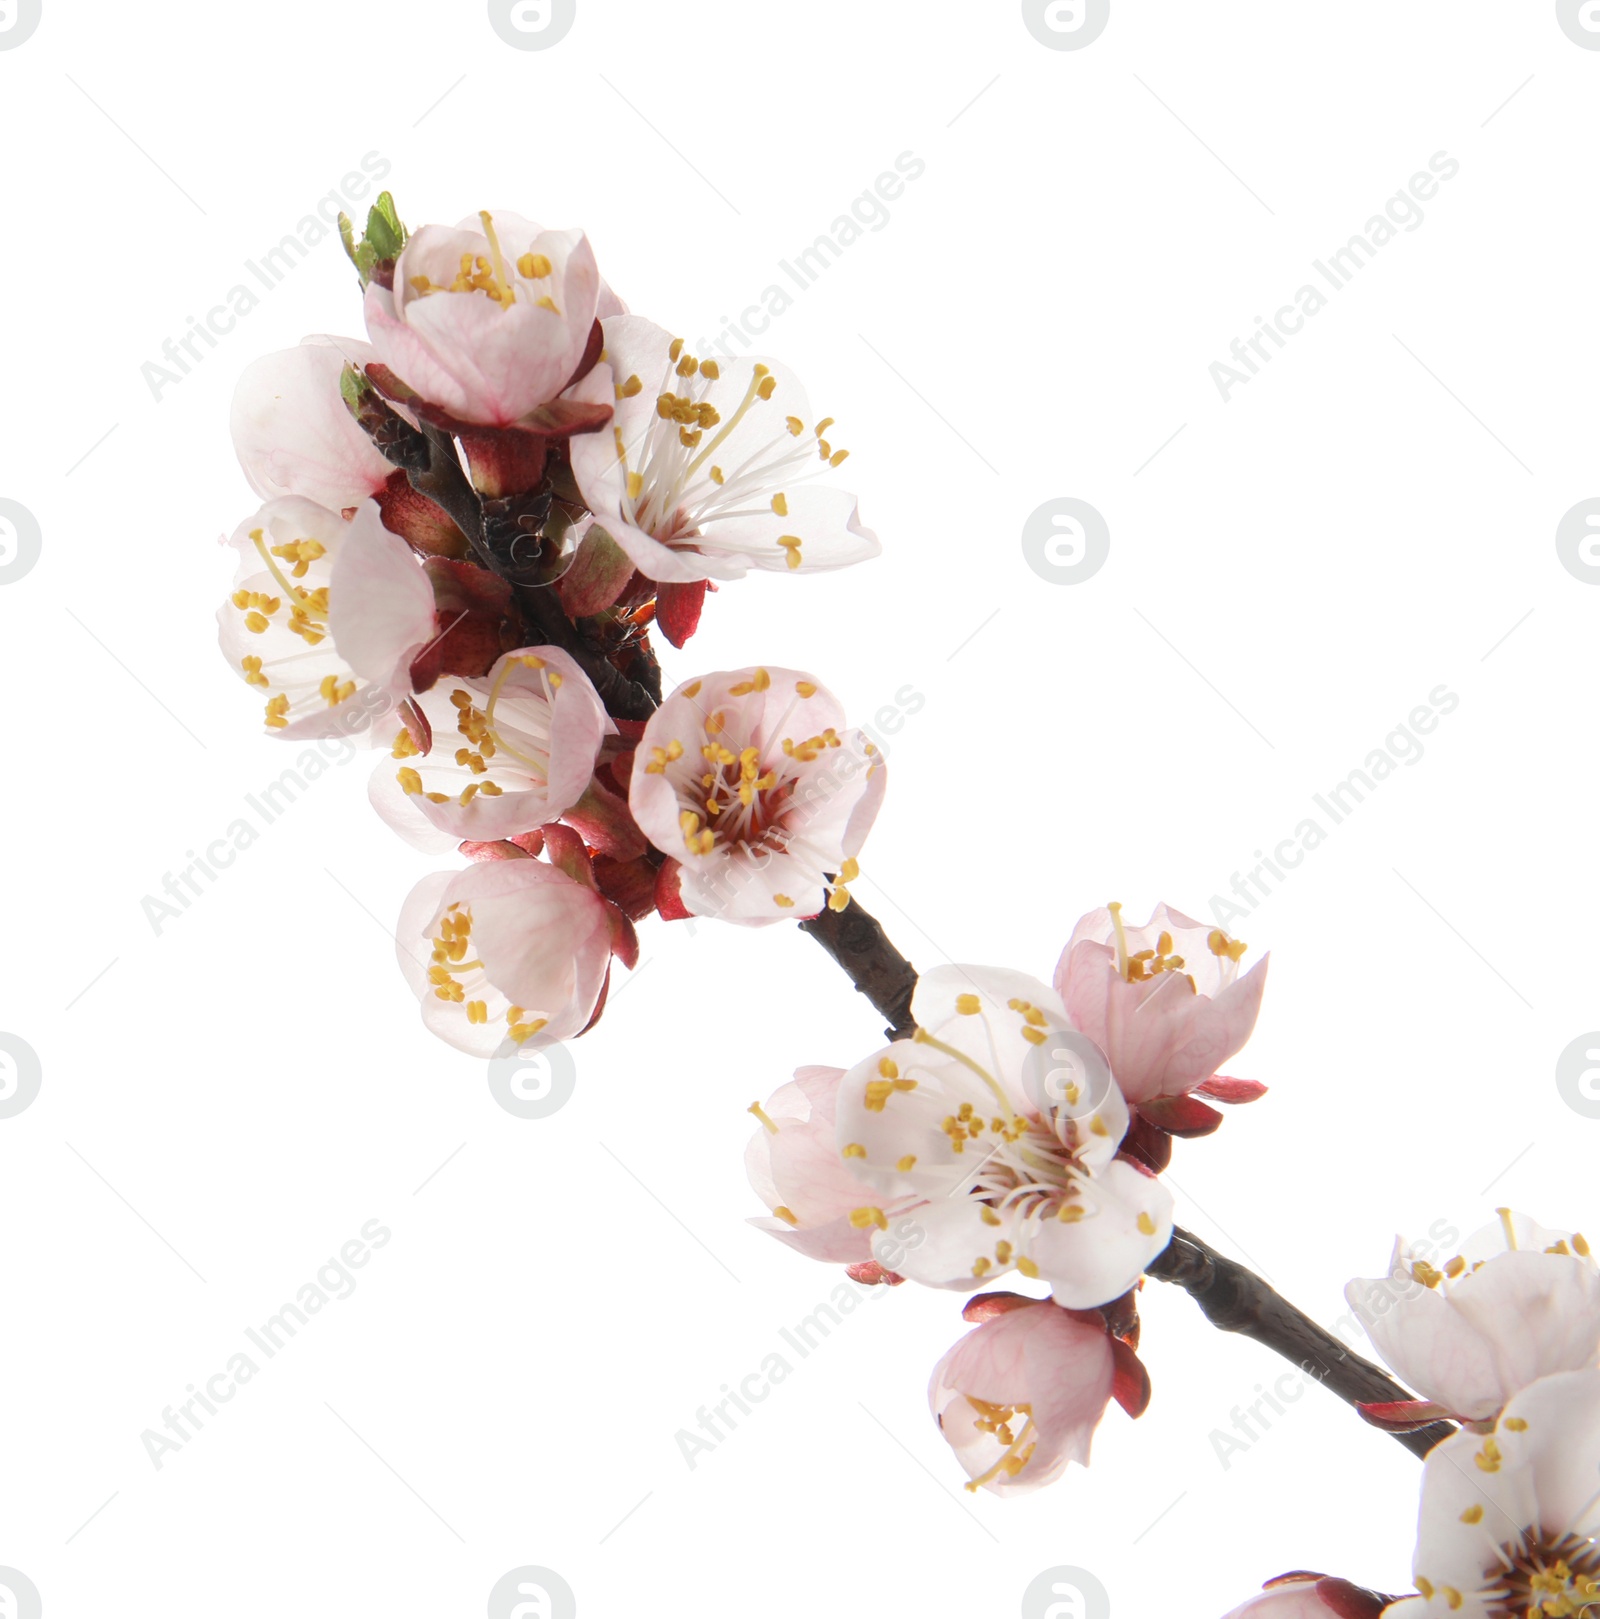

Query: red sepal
(845, 1261), (905, 1287)
(1137, 1094), (1225, 1139)
(1119, 1111), (1174, 1173)
(1194, 1074), (1268, 1105)
(562, 778), (647, 862)
(1313, 1579), (1394, 1619)
(654, 859), (693, 921)
(375, 469), (469, 559)
(1110, 1337), (1152, 1418)
(457, 839), (535, 863)
(961, 1291), (1041, 1325)
(655, 579), (709, 648)
(1355, 1398), (1456, 1433)
(542, 823), (597, 888)
(591, 854), (661, 921)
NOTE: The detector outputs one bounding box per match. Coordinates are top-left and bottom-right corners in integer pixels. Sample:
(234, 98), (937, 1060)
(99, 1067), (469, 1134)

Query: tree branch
(799, 897), (919, 1042)
(1147, 1227), (1455, 1459)
(401, 428), (660, 722)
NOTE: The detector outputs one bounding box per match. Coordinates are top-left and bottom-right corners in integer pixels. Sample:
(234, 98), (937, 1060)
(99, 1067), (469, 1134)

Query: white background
(1, 1), (1597, 1613)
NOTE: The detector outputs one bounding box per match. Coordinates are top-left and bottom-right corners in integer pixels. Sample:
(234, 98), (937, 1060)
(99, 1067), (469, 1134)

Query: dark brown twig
(800, 898), (920, 1042)
(1147, 1227), (1455, 1458)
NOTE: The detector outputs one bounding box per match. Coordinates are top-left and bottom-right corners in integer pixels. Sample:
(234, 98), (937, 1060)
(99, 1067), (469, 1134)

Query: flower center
(396, 657), (561, 809)
(407, 212), (559, 314)
(1450, 1532), (1600, 1615)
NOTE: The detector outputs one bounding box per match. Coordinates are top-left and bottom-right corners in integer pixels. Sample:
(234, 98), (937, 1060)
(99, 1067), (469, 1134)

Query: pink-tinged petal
(1025, 1159), (1173, 1308)
(695, 485), (880, 575)
(327, 501), (437, 690)
(929, 1302), (1115, 1496)
(748, 1212), (872, 1266)
(396, 859), (612, 1056)
(232, 339), (394, 510)
(883, 1199), (1016, 1292)
(745, 1066), (880, 1236)
(910, 965), (1074, 1113)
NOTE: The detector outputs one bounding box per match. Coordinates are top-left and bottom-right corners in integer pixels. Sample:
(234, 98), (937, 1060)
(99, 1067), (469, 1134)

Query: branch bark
(1147, 1227), (1455, 1459)
(402, 428), (660, 721)
(799, 898), (919, 1042)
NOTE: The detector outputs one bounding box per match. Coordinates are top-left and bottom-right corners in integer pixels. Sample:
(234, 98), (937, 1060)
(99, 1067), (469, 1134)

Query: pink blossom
(364, 210), (600, 427)
(396, 858), (614, 1057)
(1384, 1369), (1600, 1617)
(628, 666), (885, 924)
(745, 1066), (881, 1264)
(1054, 902), (1268, 1107)
(929, 1299), (1116, 1496)
(567, 316), (879, 584)
(372, 648), (613, 846)
(1346, 1209), (1600, 1423)
(833, 967), (1173, 1306)
(217, 497), (436, 739)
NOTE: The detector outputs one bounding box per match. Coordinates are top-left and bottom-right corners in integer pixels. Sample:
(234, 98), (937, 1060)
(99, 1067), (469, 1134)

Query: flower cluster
(214, 194), (885, 1059)
(745, 901), (1268, 1495)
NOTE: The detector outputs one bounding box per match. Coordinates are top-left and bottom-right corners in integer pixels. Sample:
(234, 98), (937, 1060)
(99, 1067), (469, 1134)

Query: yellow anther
(516, 252), (552, 278)
(896, 1155), (917, 1172)
(849, 1207), (888, 1231)
(955, 994), (982, 1015)
(772, 1206), (798, 1226)
(842, 1143), (867, 1159)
